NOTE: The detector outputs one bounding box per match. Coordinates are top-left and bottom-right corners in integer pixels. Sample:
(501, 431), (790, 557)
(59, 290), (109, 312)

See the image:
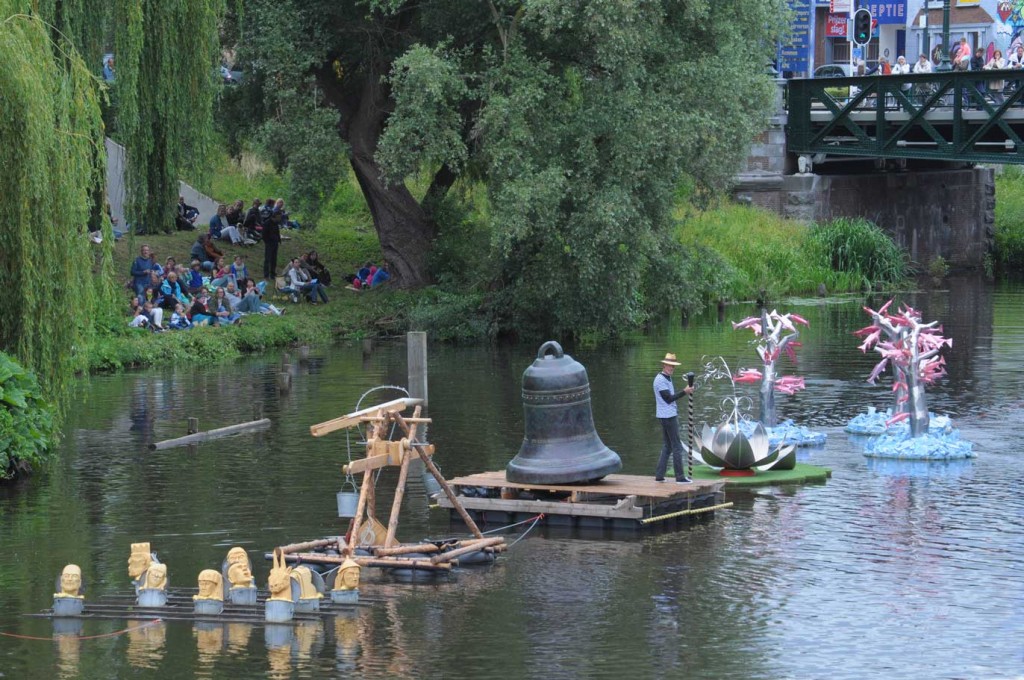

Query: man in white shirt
(652, 353), (693, 483)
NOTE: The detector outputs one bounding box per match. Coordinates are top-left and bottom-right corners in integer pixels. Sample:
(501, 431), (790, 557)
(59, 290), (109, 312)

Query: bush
(806, 217), (908, 288)
(0, 352), (56, 480)
(995, 167), (1024, 272)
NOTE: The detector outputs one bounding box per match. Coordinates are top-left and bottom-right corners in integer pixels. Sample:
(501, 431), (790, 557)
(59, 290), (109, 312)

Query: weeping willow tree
(0, 2), (114, 405)
(114, 0), (223, 233)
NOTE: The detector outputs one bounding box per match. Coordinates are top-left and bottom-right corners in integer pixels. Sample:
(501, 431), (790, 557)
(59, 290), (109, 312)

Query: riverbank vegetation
(995, 167), (1024, 272)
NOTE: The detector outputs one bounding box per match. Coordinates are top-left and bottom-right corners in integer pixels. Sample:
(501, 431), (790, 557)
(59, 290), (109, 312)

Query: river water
(1, 276), (1022, 679)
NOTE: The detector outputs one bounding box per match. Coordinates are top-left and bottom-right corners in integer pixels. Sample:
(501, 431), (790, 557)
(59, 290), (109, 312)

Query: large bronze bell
(506, 341), (622, 484)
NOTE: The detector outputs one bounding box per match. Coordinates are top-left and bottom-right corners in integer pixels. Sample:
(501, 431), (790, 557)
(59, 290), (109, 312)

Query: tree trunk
(315, 64), (438, 288)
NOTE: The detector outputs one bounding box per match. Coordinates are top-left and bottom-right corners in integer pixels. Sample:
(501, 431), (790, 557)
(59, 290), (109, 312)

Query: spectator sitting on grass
(369, 261), (391, 287)
(189, 289), (216, 326)
(169, 303), (192, 329)
(287, 258), (328, 304)
(159, 271), (191, 309)
(203, 232), (224, 267)
(226, 200), (245, 226)
(303, 250), (331, 286)
(243, 198), (262, 240)
(187, 260), (205, 295)
(143, 300), (165, 330)
(224, 280), (242, 308)
(212, 287), (242, 325)
(230, 255), (248, 283)
(211, 257), (233, 288)
(176, 196), (198, 231)
(236, 278), (284, 315)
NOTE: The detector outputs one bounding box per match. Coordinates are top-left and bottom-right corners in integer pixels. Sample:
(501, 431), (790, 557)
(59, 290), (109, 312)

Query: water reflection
(53, 618), (83, 679)
(3, 275), (1024, 678)
(125, 619), (166, 669)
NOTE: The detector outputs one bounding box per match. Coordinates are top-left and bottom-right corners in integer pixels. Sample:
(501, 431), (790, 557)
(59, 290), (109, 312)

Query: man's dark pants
(263, 240), (279, 279)
(656, 416), (685, 481)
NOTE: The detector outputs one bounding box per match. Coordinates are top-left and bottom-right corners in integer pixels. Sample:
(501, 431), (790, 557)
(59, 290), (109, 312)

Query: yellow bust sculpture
(227, 560), (255, 589)
(267, 548), (292, 602)
(194, 570), (223, 601)
(290, 566), (322, 600)
(128, 543), (153, 580)
(226, 547), (249, 569)
(56, 564), (84, 598)
(143, 563), (168, 591)
(335, 558), (361, 591)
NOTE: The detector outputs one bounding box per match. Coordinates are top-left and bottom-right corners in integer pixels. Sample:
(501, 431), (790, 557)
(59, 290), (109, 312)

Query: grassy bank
(677, 203), (907, 301)
(91, 156), (911, 373)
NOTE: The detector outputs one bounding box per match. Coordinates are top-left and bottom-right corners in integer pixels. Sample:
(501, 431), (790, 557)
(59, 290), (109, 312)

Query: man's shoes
(654, 478), (666, 482)
(675, 478), (692, 484)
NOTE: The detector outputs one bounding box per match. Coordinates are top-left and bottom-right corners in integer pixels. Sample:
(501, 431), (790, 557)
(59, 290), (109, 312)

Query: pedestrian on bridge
(985, 50), (1008, 105)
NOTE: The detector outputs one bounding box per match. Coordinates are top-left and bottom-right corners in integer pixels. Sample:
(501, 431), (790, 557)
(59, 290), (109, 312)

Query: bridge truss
(787, 70), (1024, 165)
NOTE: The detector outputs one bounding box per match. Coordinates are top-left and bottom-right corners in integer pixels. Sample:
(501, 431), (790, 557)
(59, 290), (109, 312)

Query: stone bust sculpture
(227, 561), (255, 589)
(336, 558), (361, 591)
(128, 542), (153, 580)
(143, 563), (168, 591)
(266, 548), (292, 602)
(56, 564), (83, 598)
(194, 569), (223, 601)
(290, 566), (322, 600)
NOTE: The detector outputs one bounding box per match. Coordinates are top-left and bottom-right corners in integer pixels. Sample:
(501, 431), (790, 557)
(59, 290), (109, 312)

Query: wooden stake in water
(686, 372), (695, 481)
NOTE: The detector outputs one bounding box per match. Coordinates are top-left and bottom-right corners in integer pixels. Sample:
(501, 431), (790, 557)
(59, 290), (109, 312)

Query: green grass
(995, 167), (1024, 272)
(678, 203), (853, 300)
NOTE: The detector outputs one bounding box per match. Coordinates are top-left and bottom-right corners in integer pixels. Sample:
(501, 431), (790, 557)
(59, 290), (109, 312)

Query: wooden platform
(438, 471), (726, 531)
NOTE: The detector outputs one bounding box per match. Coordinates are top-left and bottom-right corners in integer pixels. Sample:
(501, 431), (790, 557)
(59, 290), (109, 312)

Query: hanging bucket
(337, 481), (359, 518)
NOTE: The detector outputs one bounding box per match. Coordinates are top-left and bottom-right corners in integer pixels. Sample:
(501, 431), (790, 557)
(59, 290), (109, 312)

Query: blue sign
(781, 0), (813, 74)
(865, 0), (906, 24)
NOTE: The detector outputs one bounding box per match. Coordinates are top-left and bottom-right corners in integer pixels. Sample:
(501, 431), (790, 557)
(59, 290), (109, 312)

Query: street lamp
(935, 0), (952, 71)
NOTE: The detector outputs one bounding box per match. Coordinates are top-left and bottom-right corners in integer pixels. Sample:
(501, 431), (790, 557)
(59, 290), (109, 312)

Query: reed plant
(805, 217), (908, 289)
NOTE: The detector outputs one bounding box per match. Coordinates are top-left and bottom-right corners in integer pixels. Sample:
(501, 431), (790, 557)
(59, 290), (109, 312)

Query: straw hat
(661, 353), (681, 366)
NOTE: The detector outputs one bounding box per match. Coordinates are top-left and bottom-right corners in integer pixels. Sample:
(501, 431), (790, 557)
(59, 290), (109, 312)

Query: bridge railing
(787, 69), (1024, 164)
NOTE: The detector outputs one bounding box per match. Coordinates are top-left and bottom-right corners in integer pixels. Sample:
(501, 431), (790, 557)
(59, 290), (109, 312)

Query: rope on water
(0, 618), (162, 641)
(481, 513), (545, 535)
(505, 513), (544, 549)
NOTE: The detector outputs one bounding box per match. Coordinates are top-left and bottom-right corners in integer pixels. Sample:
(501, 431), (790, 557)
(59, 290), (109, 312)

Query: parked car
(814, 63), (853, 100)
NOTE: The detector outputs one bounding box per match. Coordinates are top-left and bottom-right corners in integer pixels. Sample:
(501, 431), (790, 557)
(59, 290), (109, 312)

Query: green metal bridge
(787, 70), (1024, 165)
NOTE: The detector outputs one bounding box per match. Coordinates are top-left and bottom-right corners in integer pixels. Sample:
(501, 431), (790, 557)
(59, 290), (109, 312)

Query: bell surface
(506, 341), (622, 484)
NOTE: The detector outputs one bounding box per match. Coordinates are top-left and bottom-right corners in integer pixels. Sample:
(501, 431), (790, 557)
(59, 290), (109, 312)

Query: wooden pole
(429, 537), (506, 564)
(344, 415), (385, 556)
(392, 413), (484, 539)
(407, 331), (428, 406)
(384, 406), (421, 547)
(371, 543), (441, 556)
(361, 338), (373, 357)
(277, 370), (291, 392)
(188, 417), (199, 435)
(309, 397), (422, 438)
(150, 419), (272, 451)
(278, 538), (338, 554)
(277, 551), (452, 571)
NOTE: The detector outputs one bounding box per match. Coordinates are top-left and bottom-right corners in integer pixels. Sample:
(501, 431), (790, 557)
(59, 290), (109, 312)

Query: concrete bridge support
(733, 114), (994, 269)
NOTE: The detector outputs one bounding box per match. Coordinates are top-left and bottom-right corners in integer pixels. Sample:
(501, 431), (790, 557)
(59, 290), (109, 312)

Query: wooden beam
(343, 442), (435, 474)
(385, 406), (421, 547)
(279, 551), (451, 571)
(392, 413), (485, 539)
(430, 537), (506, 564)
(278, 538), (337, 554)
(309, 397), (422, 437)
(436, 495), (644, 520)
(149, 419), (271, 451)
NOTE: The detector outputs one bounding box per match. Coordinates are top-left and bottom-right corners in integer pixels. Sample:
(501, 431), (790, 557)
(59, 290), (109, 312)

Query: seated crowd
(345, 260), (390, 290)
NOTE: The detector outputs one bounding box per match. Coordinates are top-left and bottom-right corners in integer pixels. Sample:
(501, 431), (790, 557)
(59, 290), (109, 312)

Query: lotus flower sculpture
(694, 420), (795, 476)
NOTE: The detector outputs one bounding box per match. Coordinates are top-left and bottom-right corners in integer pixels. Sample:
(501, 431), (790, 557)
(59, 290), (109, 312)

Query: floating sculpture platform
(437, 471), (726, 531)
(29, 589), (367, 625)
(689, 463), (831, 488)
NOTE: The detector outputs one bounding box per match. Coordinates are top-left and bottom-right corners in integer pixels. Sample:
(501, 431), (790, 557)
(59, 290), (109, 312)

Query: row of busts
(52, 543), (363, 621)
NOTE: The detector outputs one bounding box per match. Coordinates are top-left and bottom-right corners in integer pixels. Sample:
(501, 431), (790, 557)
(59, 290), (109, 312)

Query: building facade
(785, 0), (1011, 76)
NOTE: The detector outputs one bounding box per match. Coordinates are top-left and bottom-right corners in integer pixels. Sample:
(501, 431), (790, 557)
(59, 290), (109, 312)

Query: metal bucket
(229, 586), (258, 606)
(294, 596), (321, 613)
(194, 599), (224, 616)
(337, 482), (359, 518)
(331, 589), (359, 605)
(52, 596), (84, 617)
(137, 589), (167, 607)
(265, 599), (294, 623)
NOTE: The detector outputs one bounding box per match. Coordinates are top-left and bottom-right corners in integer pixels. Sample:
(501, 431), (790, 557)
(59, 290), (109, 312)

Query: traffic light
(852, 9), (872, 46)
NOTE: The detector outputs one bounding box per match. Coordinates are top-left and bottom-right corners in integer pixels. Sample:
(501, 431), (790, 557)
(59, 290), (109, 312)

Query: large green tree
(240, 0), (786, 333)
(0, 1), (113, 398)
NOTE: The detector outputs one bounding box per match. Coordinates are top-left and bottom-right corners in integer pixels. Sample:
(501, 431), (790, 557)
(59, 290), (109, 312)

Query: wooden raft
(438, 471), (725, 528)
